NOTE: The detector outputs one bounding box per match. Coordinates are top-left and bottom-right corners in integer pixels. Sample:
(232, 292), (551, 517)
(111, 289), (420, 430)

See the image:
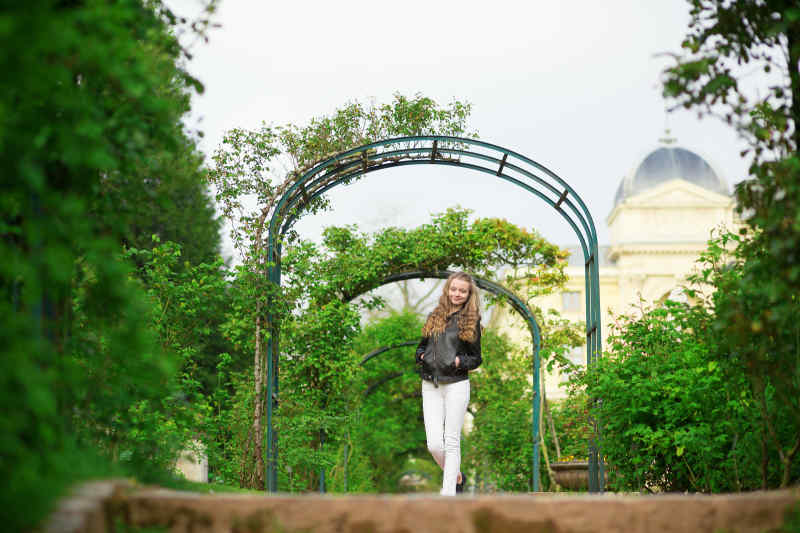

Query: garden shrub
(579, 299), (764, 492)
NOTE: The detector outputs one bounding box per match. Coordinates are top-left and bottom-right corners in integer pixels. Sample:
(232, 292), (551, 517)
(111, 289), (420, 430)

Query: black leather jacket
(415, 311), (482, 386)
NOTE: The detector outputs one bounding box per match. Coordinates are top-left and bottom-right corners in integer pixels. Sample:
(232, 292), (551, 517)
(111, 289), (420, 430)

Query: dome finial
(659, 128), (677, 145)
(659, 109), (677, 145)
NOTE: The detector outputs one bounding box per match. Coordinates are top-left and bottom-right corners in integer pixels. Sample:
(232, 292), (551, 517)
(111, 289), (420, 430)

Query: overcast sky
(173, 0), (751, 257)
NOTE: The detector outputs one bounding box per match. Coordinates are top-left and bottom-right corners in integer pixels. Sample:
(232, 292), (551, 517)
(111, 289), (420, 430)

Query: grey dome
(614, 146), (729, 206)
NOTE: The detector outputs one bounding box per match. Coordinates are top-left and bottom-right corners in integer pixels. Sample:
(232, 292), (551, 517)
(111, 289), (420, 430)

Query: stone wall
(45, 481), (800, 533)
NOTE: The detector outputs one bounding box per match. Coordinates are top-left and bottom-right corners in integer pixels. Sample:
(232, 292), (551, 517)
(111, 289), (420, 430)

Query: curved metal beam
(278, 156), (591, 262)
(360, 341), (419, 365)
(281, 149), (591, 254)
(272, 136), (596, 247)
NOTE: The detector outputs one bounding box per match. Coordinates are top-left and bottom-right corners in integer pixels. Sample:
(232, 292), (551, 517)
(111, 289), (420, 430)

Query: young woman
(415, 271), (482, 495)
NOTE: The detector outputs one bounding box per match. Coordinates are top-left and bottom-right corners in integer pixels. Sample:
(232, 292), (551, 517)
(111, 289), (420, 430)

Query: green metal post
(532, 339), (541, 491)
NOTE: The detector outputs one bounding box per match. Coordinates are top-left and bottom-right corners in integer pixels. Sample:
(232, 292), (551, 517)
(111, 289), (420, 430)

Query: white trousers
(421, 379), (470, 496)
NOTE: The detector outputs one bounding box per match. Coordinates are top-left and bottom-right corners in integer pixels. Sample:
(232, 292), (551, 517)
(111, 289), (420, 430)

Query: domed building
(494, 135), (739, 399)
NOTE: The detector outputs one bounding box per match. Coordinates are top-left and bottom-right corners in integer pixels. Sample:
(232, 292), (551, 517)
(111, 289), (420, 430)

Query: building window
(561, 291), (581, 312)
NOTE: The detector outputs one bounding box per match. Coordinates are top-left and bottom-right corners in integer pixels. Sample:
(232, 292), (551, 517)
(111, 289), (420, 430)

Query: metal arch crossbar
(555, 189), (569, 209)
(360, 341), (419, 365)
(264, 135), (604, 493)
(496, 153), (508, 176)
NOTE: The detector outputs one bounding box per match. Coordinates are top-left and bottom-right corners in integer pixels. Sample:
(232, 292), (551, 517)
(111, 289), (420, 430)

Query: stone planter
(550, 460), (607, 490)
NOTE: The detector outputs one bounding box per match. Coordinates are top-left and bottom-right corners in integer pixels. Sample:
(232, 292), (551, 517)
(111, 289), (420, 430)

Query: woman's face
(448, 278), (470, 307)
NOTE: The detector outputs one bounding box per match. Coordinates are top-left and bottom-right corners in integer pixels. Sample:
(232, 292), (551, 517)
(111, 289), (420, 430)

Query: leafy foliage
(293, 208), (567, 307)
(463, 330), (534, 492)
(662, 1), (800, 488)
(573, 229), (800, 491)
(276, 300), (362, 491)
(125, 142), (222, 267)
(334, 311), (428, 493)
(0, 0), (219, 528)
(690, 230), (800, 488)
(662, 1), (800, 162)
(578, 299), (765, 492)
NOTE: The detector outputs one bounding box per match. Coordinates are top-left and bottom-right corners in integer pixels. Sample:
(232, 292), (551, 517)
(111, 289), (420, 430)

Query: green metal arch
(374, 270), (543, 492)
(278, 157), (591, 261)
(360, 341), (419, 366)
(277, 159), (591, 273)
(265, 135), (603, 492)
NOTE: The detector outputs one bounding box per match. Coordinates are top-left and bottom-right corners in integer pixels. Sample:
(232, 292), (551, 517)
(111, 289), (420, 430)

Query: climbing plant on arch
(265, 209), (563, 491)
(264, 136), (604, 492)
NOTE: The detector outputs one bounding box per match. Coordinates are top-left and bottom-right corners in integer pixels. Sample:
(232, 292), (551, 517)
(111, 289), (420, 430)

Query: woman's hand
(455, 356), (460, 367)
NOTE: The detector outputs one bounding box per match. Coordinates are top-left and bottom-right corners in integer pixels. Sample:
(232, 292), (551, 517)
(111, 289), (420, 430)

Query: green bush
(579, 300), (764, 492)
(342, 310), (428, 493)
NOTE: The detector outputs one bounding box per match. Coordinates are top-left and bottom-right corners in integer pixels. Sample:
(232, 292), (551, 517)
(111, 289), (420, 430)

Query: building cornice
(607, 179), (735, 226)
(607, 243), (709, 262)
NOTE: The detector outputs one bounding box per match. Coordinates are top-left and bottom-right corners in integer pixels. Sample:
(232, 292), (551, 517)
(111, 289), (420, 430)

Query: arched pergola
(265, 136), (603, 492)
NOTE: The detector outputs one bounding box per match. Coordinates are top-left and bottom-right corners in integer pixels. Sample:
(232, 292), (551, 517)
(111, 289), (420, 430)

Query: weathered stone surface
(44, 480), (130, 533)
(47, 481), (799, 533)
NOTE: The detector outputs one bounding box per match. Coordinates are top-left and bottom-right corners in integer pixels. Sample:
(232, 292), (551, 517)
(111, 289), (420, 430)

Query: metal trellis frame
(265, 136), (602, 492)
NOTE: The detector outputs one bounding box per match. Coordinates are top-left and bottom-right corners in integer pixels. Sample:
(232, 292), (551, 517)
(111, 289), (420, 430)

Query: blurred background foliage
(1, 0), (222, 530)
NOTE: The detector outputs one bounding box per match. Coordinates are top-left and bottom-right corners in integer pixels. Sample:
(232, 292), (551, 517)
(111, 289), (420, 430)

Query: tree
(663, 1), (800, 487)
(0, 0), (217, 528)
(689, 230), (800, 488)
(125, 138), (222, 267)
(209, 94), (478, 489)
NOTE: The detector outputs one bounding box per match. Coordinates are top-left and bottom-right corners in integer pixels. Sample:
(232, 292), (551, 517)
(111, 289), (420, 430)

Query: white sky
(173, 0), (751, 258)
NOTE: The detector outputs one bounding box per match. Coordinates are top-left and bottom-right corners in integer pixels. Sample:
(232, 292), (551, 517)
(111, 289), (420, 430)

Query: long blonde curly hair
(422, 272), (481, 342)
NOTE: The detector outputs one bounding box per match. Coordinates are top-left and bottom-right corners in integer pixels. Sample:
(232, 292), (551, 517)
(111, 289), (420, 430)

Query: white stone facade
(175, 440), (208, 483)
